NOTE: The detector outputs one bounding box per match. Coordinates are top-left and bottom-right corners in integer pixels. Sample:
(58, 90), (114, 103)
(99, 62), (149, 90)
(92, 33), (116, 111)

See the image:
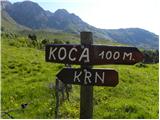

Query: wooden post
(80, 31), (93, 119)
(55, 78), (59, 119)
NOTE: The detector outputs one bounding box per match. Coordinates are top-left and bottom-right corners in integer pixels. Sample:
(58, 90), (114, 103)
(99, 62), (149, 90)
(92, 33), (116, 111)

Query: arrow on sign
(56, 68), (119, 87)
(45, 44), (143, 65)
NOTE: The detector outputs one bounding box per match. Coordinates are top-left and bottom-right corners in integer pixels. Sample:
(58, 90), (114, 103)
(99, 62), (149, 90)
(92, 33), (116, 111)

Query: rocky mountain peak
(54, 9), (69, 15)
(0, 0), (12, 10)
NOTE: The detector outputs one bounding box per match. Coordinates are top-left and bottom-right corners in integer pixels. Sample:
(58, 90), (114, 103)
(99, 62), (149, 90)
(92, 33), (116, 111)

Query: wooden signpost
(80, 32), (93, 119)
(45, 45), (143, 65)
(56, 68), (118, 86)
(45, 31), (143, 119)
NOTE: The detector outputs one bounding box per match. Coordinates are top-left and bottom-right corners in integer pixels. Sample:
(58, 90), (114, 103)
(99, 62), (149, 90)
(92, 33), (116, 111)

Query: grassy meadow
(1, 33), (159, 119)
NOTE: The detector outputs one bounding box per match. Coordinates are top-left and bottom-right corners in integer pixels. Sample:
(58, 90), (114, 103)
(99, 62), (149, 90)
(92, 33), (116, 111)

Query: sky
(9, 0), (160, 34)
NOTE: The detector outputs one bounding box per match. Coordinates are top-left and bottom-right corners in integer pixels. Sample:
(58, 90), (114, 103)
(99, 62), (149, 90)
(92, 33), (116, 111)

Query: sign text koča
(46, 44), (143, 65)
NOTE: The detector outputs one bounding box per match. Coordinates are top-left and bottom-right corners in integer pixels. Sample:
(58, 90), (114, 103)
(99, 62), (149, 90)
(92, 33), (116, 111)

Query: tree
(1, 26), (5, 31)
(28, 34), (37, 47)
(28, 34), (37, 41)
(53, 38), (64, 44)
(142, 50), (159, 63)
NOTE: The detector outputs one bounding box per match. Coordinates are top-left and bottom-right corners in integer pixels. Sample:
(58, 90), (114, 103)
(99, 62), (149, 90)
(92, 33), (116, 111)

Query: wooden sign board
(45, 44), (143, 65)
(56, 68), (118, 87)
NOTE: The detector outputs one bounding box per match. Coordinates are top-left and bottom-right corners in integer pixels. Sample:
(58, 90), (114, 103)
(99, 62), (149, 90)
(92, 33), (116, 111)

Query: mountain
(3, 1), (96, 33)
(2, 1), (51, 29)
(1, 0), (159, 49)
(103, 28), (159, 49)
(1, 0), (12, 9)
(1, 10), (31, 31)
(1, 1), (30, 31)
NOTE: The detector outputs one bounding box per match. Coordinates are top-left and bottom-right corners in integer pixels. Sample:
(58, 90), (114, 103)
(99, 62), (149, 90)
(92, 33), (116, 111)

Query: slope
(1, 35), (158, 119)
(1, 10), (31, 32)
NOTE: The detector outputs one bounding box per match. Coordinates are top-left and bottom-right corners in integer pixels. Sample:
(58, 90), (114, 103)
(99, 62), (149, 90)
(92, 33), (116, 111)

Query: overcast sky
(10, 0), (160, 34)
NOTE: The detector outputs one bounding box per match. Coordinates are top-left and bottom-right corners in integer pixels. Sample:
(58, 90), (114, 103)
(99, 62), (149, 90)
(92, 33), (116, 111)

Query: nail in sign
(56, 68), (119, 87)
(45, 44), (143, 65)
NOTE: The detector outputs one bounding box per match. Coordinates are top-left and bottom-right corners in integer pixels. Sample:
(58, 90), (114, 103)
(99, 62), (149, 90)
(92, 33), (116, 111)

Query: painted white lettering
(68, 48), (77, 61)
(49, 47), (57, 60)
(58, 47), (67, 61)
(113, 51), (120, 60)
(95, 72), (105, 83)
(84, 70), (92, 85)
(123, 52), (132, 60)
(106, 51), (112, 60)
(99, 51), (105, 59)
(73, 71), (82, 82)
(79, 48), (90, 62)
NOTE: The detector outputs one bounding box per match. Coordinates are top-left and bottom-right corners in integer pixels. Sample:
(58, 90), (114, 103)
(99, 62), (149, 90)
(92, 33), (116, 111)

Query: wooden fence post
(80, 31), (93, 119)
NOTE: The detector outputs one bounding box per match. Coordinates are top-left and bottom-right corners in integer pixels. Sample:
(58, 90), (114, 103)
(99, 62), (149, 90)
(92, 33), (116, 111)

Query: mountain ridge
(1, 0), (159, 49)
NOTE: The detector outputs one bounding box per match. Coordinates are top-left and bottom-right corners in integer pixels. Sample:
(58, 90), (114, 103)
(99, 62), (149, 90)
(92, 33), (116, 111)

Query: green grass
(1, 44), (62, 118)
(1, 35), (159, 119)
(93, 64), (159, 118)
(18, 30), (81, 44)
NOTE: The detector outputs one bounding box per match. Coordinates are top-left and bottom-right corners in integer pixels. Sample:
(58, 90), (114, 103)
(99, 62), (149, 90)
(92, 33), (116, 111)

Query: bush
(135, 63), (147, 68)
(53, 38), (64, 44)
(142, 50), (159, 63)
